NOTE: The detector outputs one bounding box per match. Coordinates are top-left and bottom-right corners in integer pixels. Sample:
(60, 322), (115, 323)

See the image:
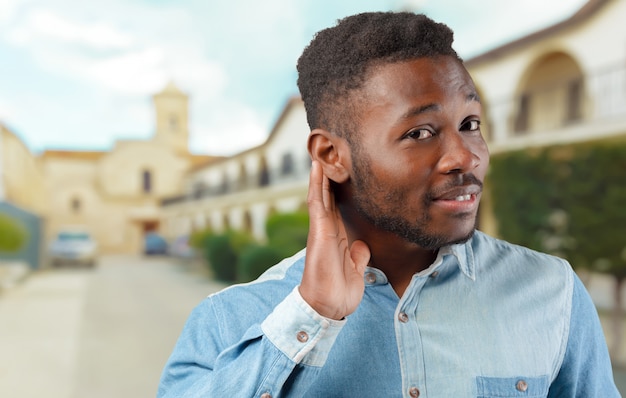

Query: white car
(49, 230), (98, 267)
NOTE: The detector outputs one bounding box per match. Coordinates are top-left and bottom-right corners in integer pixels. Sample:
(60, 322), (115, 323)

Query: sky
(0, 0), (588, 156)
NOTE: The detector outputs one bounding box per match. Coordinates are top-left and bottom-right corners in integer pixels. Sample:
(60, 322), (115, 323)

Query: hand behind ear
(307, 129), (350, 184)
(299, 161), (370, 320)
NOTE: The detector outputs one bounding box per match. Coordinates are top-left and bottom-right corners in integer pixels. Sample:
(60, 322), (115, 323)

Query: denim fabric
(157, 231), (619, 397)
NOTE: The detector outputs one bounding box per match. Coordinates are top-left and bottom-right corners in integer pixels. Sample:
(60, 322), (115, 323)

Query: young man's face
(346, 56), (489, 249)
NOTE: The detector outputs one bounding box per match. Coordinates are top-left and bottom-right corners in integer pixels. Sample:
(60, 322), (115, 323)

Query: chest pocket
(476, 375), (549, 398)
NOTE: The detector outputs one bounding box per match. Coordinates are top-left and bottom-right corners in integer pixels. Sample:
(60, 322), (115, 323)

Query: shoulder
(472, 230), (573, 272)
(202, 249), (306, 323)
(470, 231), (575, 302)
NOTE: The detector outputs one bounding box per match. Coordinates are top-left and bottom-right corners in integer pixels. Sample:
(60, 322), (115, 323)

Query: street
(0, 255), (226, 398)
(0, 255), (625, 397)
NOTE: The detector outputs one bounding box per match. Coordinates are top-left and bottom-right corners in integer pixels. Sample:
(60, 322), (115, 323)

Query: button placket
(396, 276), (426, 398)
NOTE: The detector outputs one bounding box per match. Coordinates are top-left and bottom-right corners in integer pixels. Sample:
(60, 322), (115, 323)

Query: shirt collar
(362, 234), (477, 284)
(443, 236), (476, 281)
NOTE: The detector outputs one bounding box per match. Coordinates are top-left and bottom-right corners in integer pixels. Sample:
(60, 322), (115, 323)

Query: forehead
(360, 56), (477, 106)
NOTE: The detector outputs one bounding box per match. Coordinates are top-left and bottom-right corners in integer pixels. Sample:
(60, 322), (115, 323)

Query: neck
(366, 237), (438, 297)
(340, 208), (439, 297)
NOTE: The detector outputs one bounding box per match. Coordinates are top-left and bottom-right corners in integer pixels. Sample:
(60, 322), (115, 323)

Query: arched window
(70, 197), (81, 213)
(513, 52), (584, 134)
(142, 169), (152, 193)
(259, 157), (270, 186)
(281, 153), (294, 175)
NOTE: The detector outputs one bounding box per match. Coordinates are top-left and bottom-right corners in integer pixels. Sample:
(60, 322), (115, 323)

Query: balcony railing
(161, 163), (310, 206)
(501, 61), (626, 137)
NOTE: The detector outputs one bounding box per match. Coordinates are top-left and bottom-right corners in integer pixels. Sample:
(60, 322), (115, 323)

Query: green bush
(205, 233), (237, 282)
(237, 244), (284, 282)
(489, 138), (626, 277)
(265, 211), (309, 258)
(0, 213), (27, 253)
(199, 212), (309, 283)
(189, 228), (214, 250)
(203, 230), (254, 282)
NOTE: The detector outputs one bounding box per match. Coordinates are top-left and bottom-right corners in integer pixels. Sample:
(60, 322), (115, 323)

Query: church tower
(152, 81), (189, 154)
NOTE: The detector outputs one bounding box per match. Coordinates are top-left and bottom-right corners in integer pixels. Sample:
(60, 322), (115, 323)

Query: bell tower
(153, 81), (189, 153)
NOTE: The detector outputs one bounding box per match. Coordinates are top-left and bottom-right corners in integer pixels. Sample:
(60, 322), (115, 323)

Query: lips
(433, 186), (482, 202)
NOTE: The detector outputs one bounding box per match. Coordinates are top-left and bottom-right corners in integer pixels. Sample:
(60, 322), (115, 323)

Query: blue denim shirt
(158, 231), (619, 397)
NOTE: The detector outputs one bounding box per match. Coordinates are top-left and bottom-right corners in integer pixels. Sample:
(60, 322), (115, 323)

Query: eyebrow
(401, 91), (481, 120)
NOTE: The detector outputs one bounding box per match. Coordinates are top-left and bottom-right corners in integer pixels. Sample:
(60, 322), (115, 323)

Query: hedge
(488, 138), (626, 277)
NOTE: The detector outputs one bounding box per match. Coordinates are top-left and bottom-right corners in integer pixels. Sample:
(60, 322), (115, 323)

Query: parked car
(49, 229), (98, 267)
(144, 232), (168, 255)
(167, 235), (195, 259)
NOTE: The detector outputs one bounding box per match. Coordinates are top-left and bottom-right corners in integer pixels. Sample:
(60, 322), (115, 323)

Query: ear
(307, 128), (351, 183)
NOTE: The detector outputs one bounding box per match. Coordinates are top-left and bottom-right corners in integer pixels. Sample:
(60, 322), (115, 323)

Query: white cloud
(0, 100), (17, 121)
(4, 4), (229, 97)
(7, 9), (135, 50)
(0, 0), (23, 23)
(190, 104), (269, 156)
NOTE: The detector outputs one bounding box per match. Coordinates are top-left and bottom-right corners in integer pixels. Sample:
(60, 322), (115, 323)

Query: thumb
(350, 240), (371, 274)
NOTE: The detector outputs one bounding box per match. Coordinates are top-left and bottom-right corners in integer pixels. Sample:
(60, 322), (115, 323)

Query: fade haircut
(297, 12), (462, 142)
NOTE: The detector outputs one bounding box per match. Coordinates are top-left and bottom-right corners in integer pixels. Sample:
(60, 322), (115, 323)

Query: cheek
(477, 144), (490, 176)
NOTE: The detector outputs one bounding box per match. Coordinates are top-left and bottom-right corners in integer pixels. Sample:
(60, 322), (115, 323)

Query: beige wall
(98, 141), (189, 198)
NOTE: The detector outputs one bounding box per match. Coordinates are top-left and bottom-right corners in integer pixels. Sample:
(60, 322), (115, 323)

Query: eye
(405, 128), (434, 140)
(461, 119), (481, 132)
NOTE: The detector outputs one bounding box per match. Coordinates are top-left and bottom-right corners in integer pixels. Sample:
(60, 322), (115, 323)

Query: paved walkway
(0, 255), (226, 398)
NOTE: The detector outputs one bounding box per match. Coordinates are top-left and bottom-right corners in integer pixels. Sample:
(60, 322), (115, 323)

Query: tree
(0, 213), (27, 253)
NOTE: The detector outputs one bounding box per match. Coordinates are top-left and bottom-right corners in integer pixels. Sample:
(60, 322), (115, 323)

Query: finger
(349, 240), (371, 276)
(321, 169), (333, 213)
(307, 160), (326, 218)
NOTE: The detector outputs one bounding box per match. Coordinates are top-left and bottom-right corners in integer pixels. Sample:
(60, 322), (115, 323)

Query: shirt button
(260, 393), (272, 398)
(408, 387), (420, 397)
(516, 380), (528, 392)
(296, 331), (309, 343)
(398, 312), (409, 323)
(365, 272), (377, 284)
(430, 271), (439, 278)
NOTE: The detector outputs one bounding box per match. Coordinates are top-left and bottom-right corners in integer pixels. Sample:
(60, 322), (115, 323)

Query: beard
(349, 147), (477, 250)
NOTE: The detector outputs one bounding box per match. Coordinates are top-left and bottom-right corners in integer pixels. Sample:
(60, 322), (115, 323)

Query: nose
(436, 133), (481, 174)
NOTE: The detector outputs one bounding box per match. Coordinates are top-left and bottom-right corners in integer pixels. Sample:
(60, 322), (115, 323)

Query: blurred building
(160, 0), (626, 242)
(38, 82), (220, 254)
(160, 97), (310, 241)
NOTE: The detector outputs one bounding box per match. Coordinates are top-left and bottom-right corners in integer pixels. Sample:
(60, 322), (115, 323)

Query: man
(158, 12), (619, 397)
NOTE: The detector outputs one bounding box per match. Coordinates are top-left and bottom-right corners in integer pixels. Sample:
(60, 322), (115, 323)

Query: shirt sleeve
(548, 273), (620, 397)
(157, 287), (345, 398)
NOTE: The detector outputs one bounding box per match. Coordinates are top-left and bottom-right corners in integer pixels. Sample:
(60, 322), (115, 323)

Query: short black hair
(297, 12), (461, 140)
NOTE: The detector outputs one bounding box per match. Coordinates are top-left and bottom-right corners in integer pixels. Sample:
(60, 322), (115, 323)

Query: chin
(417, 226), (477, 250)
(447, 228), (476, 246)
